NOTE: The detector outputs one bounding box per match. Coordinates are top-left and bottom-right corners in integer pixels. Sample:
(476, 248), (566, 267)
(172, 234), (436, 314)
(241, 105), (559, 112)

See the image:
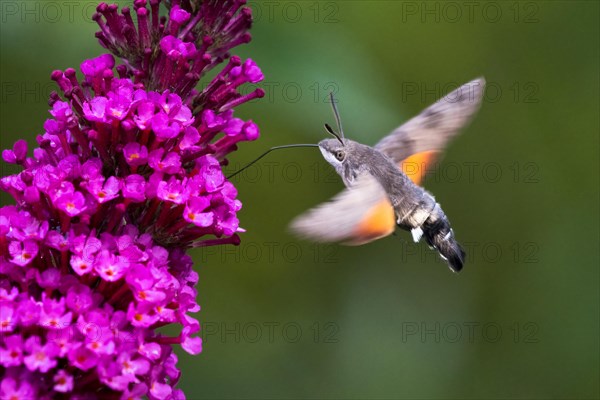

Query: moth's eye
(335, 151), (345, 161)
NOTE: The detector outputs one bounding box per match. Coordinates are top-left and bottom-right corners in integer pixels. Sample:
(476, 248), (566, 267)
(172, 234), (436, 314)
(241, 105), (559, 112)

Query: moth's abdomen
(420, 204), (465, 272)
(368, 154), (465, 272)
(395, 191), (465, 272)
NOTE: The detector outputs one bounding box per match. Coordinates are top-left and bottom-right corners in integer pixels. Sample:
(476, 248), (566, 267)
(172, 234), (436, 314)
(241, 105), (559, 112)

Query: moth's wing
(375, 77), (486, 176)
(289, 173), (394, 245)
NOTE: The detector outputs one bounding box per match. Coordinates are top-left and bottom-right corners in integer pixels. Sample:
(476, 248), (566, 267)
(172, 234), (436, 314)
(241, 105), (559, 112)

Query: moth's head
(318, 138), (349, 169)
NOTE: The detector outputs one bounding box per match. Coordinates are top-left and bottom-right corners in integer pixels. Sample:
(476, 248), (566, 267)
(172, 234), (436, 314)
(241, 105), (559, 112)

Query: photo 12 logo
(246, 1), (340, 24)
(401, 81), (540, 104)
(198, 241), (339, 265)
(400, 2), (540, 24)
(401, 321), (540, 344)
(201, 321), (340, 344)
(235, 80), (340, 104)
(399, 241), (541, 265)
(1, 1), (99, 24)
(1, 81), (56, 105)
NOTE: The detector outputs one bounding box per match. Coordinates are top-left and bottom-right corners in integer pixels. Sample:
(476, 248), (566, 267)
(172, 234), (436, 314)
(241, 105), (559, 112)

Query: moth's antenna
(329, 92), (344, 139)
(227, 144), (319, 179)
(324, 123), (344, 146)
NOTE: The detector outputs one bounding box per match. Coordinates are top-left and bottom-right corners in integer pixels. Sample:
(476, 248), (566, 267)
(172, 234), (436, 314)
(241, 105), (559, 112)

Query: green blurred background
(1, 1), (598, 398)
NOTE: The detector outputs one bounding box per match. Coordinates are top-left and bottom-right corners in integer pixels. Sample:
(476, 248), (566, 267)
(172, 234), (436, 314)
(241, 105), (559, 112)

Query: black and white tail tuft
(422, 213), (465, 273)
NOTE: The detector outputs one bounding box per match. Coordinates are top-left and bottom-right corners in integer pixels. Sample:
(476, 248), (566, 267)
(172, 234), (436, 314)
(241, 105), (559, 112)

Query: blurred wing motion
(290, 78), (486, 245)
(290, 173), (389, 244)
(374, 77), (486, 168)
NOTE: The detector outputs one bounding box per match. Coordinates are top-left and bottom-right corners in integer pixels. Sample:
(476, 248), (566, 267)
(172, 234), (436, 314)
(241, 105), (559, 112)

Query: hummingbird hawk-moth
(290, 78), (486, 272)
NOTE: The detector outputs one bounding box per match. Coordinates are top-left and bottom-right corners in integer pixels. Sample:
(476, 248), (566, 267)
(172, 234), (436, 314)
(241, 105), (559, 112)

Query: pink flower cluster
(1, 0), (263, 398)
